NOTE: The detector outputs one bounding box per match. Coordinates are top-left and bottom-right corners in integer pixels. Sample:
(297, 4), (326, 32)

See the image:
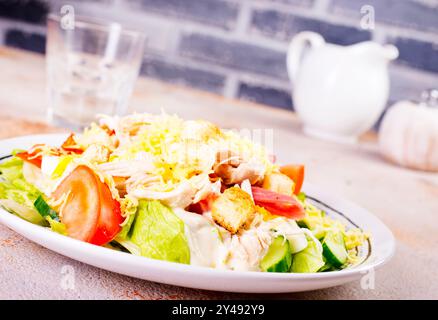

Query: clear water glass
(46, 14), (145, 130)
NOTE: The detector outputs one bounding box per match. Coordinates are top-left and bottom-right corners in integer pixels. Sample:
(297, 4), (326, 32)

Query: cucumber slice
(260, 236), (292, 272)
(291, 239), (325, 273)
(297, 218), (326, 239)
(34, 195), (59, 220)
(322, 231), (348, 268)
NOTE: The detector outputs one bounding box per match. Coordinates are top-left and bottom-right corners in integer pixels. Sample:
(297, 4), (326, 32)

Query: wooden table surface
(0, 47), (437, 300)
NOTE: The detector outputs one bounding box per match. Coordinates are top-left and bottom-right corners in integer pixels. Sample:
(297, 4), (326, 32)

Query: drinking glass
(46, 14), (145, 130)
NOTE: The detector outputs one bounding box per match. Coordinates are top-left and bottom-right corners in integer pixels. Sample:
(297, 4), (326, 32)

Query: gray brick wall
(0, 0), (437, 120)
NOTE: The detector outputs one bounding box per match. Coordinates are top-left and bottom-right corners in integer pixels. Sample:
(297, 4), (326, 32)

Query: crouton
(211, 186), (255, 234)
(262, 172), (294, 196)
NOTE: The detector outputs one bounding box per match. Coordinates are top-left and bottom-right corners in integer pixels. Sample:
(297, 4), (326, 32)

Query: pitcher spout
(381, 44), (399, 60)
(351, 41), (399, 61)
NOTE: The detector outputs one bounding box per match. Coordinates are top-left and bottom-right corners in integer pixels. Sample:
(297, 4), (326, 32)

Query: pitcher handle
(287, 32), (325, 84)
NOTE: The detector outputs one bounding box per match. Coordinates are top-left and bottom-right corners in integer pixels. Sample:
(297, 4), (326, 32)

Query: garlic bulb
(379, 100), (438, 172)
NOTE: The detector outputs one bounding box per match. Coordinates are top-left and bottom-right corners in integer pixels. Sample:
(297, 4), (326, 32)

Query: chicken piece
(130, 180), (198, 208)
(211, 186), (256, 234)
(182, 120), (221, 142)
(192, 179), (221, 204)
(81, 144), (111, 164)
(262, 172), (294, 196)
(76, 123), (116, 150)
(225, 227), (272, 271)
(98, 158), (154, 177)
(214, 151), (264, 185)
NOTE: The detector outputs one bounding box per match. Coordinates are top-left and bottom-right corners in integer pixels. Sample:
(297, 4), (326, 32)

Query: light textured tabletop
(0, 47), (437, 300)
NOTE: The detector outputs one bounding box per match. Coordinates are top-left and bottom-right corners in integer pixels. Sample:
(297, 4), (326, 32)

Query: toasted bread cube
(211, 186), (255, 234)
(262, 172), (294, 196)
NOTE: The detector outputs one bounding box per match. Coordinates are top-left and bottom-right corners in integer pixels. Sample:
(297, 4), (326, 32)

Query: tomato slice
(280, 164), (305, 195)
(187, 194), (218, 214)
(16, 151), (42, 168)
(53, 165), (123, 245)
(251, 186), (305, 220)
(53, 165), (100, 242)
(15, 144), (48, 168)
(89, 182), (123, 245)
(61, 134), (83, 154)
(16, 144), (63, 168)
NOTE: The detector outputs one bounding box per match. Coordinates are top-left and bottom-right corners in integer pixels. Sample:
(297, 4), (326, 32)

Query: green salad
(0, 113), (368, 272)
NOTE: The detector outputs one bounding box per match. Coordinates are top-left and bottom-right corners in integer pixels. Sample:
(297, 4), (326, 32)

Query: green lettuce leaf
(0, 199), (45, 225)
(116, 196), (138, 240)
(0, 156), (46, 225)
(0, 157), (25, 181)
(117, 212), (136, 240)
(128, 200), (190, 264)
(113, 238), (141, 256)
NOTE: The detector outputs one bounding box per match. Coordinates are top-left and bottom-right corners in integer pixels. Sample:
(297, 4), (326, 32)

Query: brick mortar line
(248, 0), (359, 27)
(180, 25), (290, 51)
(234, 0), (252, 36)
(390, 63), (438, 81)
(172, 21), (291, 53)
(179, 59), (291, 88)
(324, 12), (438, 42)
(374, 24), (438, 44)
(144, 53), (292, 90)
(371, 27), (387, 44)
(168, 31), (182, 59)
(249, 1), (321, 17)
(313, 0), (332, 15)
(223, 75), (239, 99)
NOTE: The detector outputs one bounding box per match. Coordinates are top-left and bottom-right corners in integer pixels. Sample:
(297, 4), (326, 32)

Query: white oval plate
(0, 134), (395, 293)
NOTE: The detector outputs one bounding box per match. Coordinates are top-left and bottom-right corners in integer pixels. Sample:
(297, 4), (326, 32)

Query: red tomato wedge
(89, 181), (123, 245)
(61, 134), (83, 154)
(16, 151), (42, 168)
(53, 166), (100, 242)
(53, 165), (122, 245)
(188, 194), (218, 214)
(15, 144), (47, 168)
(251, 186), (305, 219)
(280, 164), (305, 195)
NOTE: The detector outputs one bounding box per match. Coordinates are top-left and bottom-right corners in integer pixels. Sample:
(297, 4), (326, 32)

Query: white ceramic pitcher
(287, 31), (399, 143)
